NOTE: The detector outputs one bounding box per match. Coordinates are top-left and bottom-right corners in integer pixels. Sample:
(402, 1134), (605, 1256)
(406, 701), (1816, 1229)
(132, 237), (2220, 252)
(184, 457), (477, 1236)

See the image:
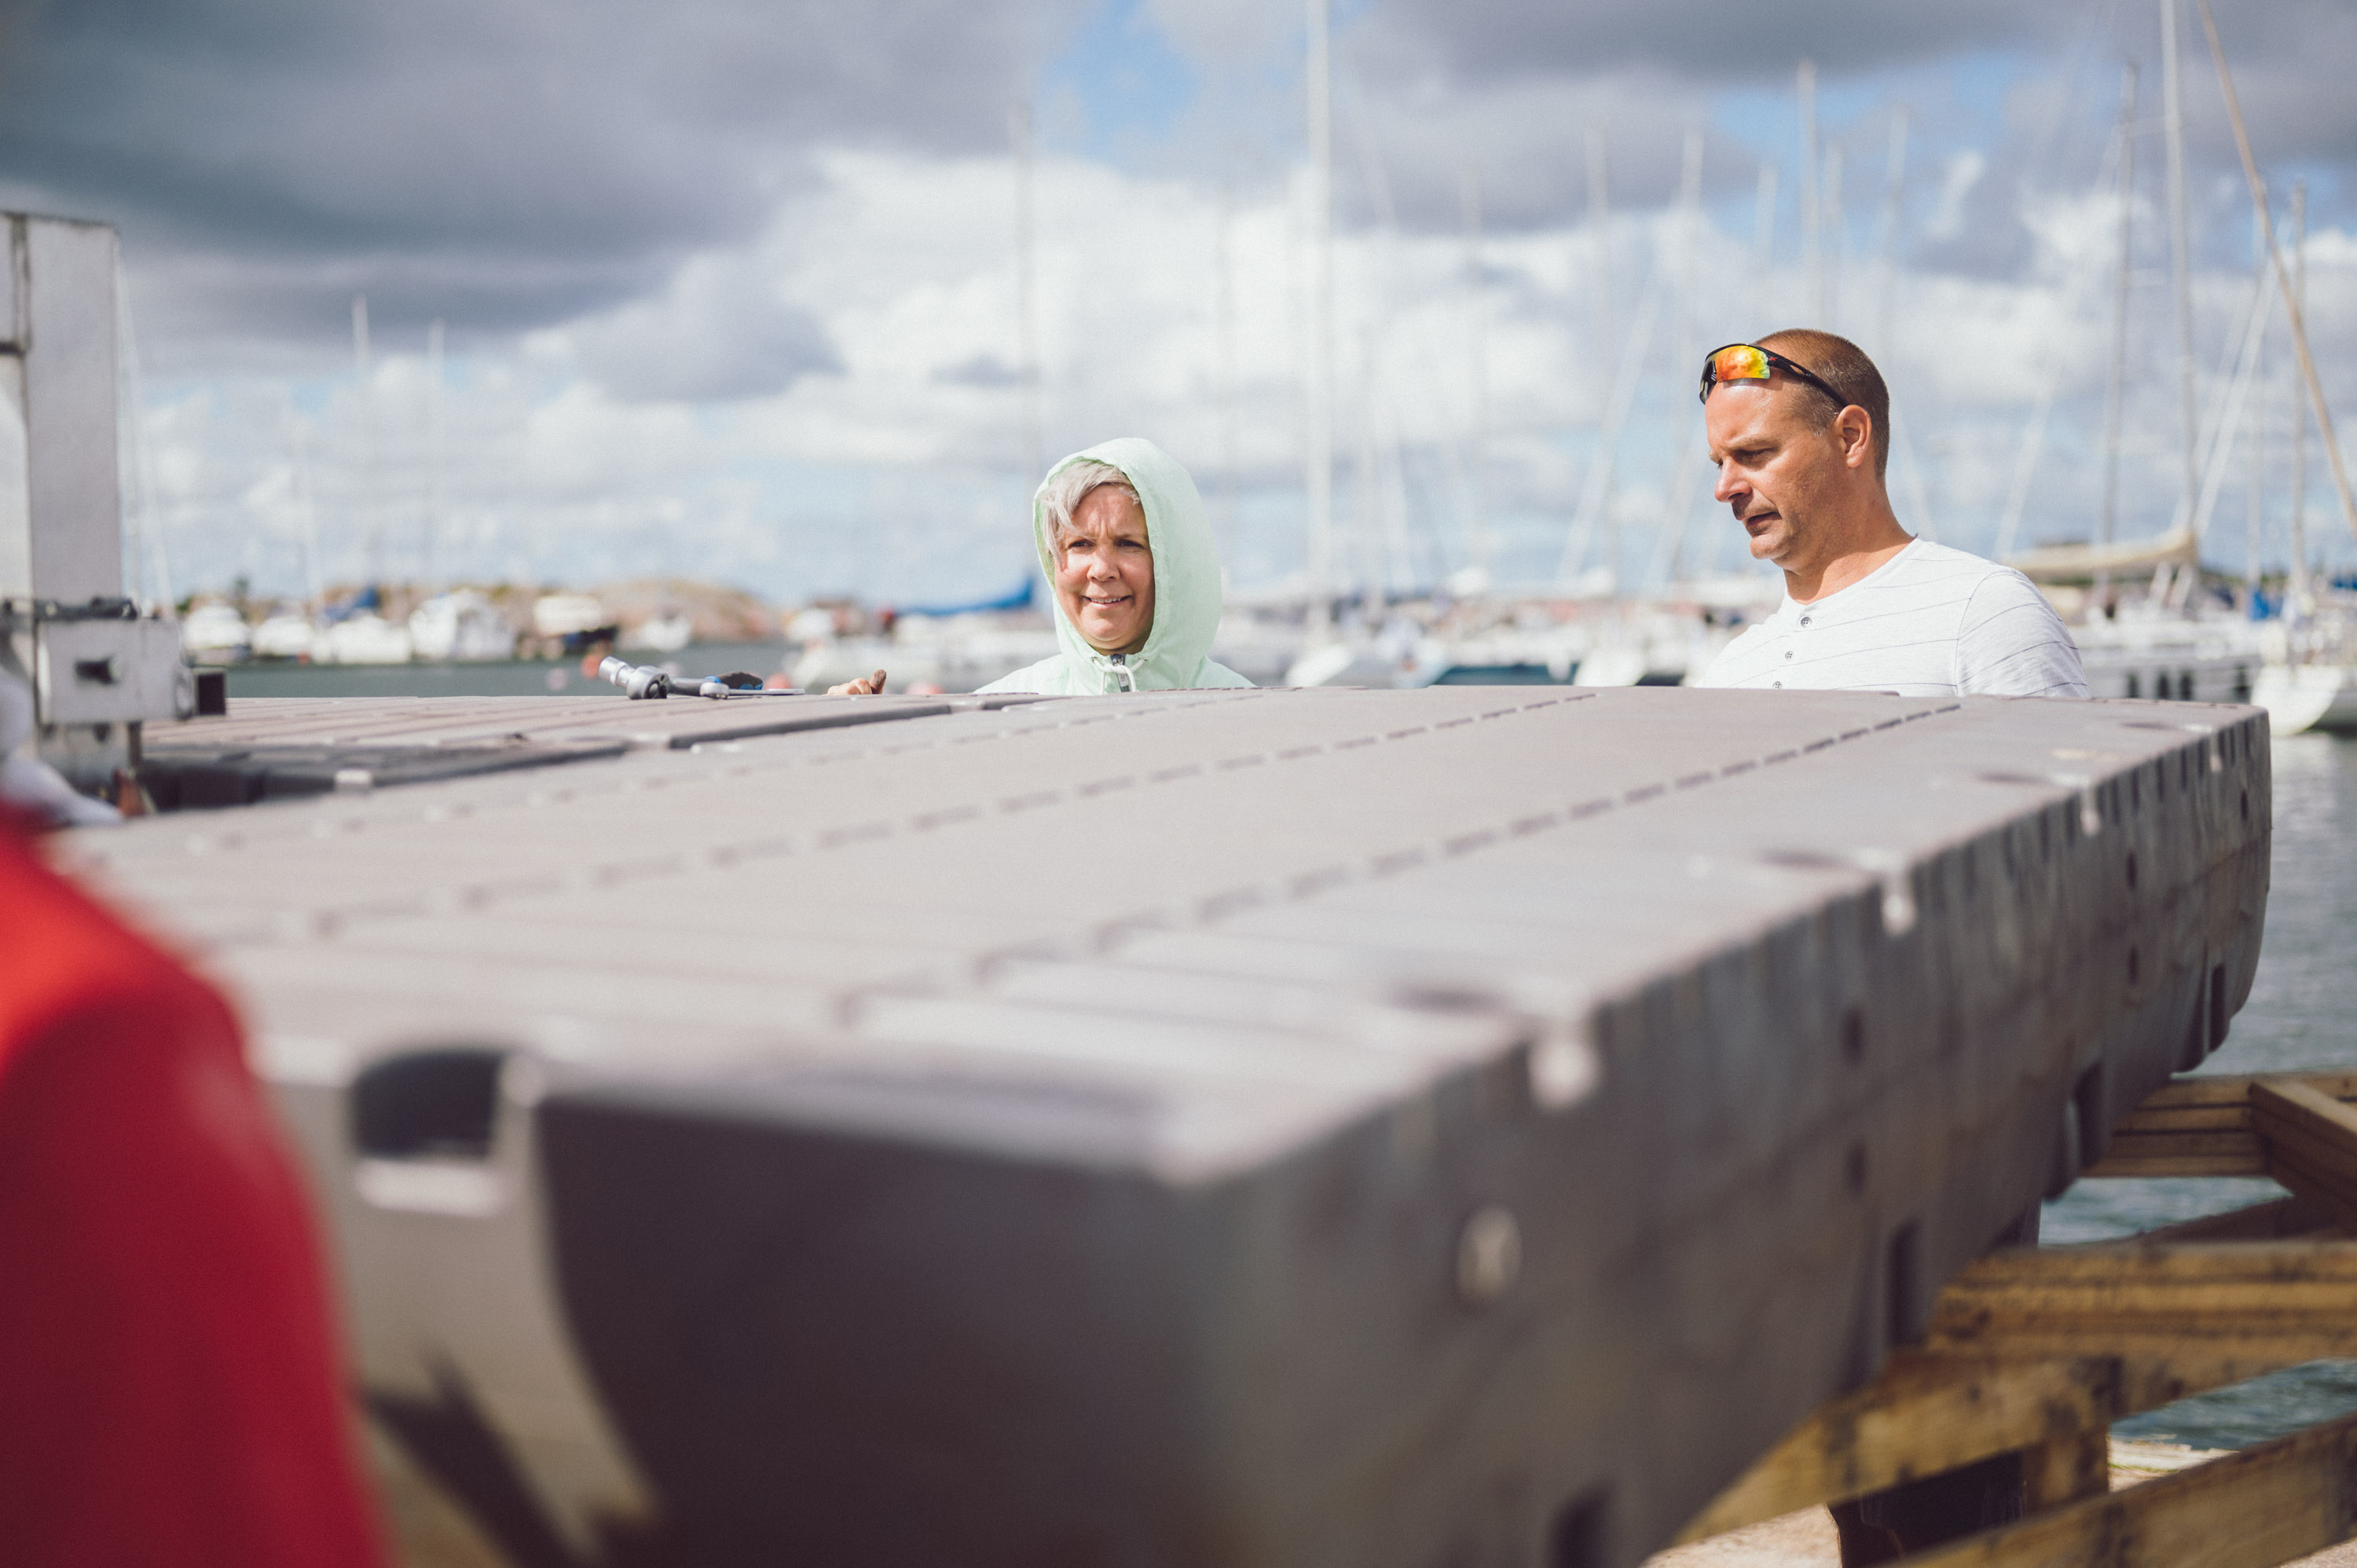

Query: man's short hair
(1757, 329), (1891, 480)
(1041, 460), (1142, 545)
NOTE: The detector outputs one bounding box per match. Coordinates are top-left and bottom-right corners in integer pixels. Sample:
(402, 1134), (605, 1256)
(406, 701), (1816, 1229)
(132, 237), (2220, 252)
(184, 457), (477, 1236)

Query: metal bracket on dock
(0, 214), (195, 792)
(1673, 1069), (2357, 1568)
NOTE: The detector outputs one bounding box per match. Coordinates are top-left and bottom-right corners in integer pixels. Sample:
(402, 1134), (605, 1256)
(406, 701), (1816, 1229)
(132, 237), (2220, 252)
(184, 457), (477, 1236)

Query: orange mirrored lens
(1710, 346), (1769, 382)
(1699, 343), (1776, 403)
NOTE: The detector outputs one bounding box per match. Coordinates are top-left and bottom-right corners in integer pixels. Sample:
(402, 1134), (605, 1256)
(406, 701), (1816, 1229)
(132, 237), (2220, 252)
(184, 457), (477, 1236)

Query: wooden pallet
(1675, 1071), (2357, 1568)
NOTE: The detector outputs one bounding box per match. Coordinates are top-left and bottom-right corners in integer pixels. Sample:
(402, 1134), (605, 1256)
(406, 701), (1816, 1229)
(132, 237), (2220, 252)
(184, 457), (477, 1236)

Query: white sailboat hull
(2255, 662), (2357, 735)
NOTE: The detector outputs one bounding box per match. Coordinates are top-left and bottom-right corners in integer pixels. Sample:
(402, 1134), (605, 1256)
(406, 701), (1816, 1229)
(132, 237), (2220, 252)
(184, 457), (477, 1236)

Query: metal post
(0, 213), (192, 793)
(0, 220), (124, 610)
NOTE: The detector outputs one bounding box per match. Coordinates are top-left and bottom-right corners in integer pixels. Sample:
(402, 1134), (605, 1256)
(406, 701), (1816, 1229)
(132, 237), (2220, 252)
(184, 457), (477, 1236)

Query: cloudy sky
(1, 0), (2352, 606)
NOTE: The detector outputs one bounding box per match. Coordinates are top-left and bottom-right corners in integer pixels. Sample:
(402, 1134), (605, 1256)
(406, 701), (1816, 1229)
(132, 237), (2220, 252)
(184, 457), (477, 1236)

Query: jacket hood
(1030, 437), (1226, 692)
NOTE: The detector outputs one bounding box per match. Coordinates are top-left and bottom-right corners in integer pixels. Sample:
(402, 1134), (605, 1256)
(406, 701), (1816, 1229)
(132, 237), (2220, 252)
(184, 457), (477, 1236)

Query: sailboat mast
(1011, 103), (1043, 490)
(1673, 126), (1702, 432)
(1347, 112), (1405, 603)
(1752, 163), (1779, 328)
(2160, 0), (2201, 522)
(1868, 106), (1934, 543)
(1215, 182), (1238, 565)
(1586, 123), (1613, 376)
(1304, 0), (1333, 635)
(2289, 179), (2309, 610)
(2198, 0), (2357, 552)
(112, 263), (171, 613)
(1461, 167), (1490, 588)
(1872, 110), (1910, 356)
(426, 318), (445, 595)
(1821, 144), (1843, 328)
(1798, 60), (1820, 324)
(352, 293), (378, 589)
(1656, 127), (1707, 589)
(1585, 123), (1615, 575)
(2246, 186), (2267, 613)
(2098, 63), (2139, 589)
(291, 415), (321, 617)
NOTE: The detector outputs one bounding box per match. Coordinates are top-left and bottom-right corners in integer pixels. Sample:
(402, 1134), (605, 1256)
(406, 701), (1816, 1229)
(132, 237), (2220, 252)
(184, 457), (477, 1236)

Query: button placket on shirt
(1776, 610), (1811, 687)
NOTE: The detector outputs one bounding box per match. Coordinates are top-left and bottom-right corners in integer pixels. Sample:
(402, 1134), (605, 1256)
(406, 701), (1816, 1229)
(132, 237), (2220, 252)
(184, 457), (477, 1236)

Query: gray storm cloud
(1, 0), (2350, 350)
(0, 0), (1090, 345)
(570, 251), (842, 403)
(1371, 0), (2352, 240)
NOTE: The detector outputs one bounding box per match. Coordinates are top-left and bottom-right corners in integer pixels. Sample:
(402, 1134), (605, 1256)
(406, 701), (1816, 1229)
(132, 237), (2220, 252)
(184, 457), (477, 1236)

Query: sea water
(2044, 731), (2357, 1449)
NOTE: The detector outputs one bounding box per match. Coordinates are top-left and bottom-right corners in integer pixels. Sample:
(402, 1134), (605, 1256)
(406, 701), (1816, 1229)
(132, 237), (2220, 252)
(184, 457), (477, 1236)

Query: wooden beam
(2084, 1071), (2357, 1178)
(2019, 1426), (2110, 1512)
(1672, 1354), (2128, 1542)
(1679, 1068), (2357, 1549)
(1676, 1225), (2357, 1542)
(2252, 1076), (2357, 1229)
(1899, 1405), (2357, 1568)
(2129, 1194), (2340, 1244)
(1928, 1236), (2357, 1367)
(1680, 1075), (2357, 1555)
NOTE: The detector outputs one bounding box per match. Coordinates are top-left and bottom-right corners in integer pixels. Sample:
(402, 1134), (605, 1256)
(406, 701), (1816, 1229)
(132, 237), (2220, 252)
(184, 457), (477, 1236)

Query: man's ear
(1837, 406), (1875, 470)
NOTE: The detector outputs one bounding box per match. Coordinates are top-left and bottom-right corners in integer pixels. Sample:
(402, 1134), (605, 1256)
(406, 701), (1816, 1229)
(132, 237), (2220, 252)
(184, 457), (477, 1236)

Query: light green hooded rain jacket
(976, 437), (1254, 695)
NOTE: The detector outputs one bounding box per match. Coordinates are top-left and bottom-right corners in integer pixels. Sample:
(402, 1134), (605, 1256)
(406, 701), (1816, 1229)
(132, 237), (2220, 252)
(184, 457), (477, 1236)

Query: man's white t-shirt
(1692, 539), (2088, 698)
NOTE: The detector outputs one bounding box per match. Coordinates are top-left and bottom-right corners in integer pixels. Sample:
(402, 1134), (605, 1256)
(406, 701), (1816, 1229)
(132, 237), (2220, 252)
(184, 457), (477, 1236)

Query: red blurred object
(0, 809), (389, 1567)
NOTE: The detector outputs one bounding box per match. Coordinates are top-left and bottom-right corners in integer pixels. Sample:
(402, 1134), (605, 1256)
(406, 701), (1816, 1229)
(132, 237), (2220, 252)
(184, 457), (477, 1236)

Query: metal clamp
(594, 657), (802, 702)
(0, 595), (142, 629)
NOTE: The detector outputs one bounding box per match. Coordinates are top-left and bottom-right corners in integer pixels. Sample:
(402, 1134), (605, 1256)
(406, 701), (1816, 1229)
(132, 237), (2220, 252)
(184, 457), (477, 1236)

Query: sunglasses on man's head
(1698, 343), (1848, 408)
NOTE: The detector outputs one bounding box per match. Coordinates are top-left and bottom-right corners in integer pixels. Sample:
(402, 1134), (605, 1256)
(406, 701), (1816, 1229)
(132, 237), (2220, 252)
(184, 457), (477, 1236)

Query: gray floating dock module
(62, 686), (2270, 1568)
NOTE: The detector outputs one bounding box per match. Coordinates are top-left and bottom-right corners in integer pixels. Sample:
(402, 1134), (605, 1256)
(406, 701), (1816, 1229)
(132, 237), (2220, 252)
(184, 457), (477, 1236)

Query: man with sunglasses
(1690, 330), (2086, 700)
(1693, 330), (2077, 1567)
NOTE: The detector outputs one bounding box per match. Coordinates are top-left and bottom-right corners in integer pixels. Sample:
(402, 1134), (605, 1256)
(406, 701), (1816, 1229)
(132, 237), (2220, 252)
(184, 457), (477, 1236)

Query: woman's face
(1054, 485), (1155, 654)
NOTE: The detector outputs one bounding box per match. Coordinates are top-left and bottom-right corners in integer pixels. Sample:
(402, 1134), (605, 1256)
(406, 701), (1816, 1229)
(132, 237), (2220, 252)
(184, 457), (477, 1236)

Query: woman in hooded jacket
(830, 438), (1252, 696)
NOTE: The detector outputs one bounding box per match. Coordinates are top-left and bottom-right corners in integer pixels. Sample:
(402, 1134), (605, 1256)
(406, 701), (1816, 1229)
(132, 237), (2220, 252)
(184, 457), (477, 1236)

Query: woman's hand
(828, 669), (887, 696)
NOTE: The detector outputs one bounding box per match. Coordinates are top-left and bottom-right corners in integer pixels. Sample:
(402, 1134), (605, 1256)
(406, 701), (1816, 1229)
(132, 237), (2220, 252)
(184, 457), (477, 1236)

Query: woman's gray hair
(1040, 460), (1141, 544)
